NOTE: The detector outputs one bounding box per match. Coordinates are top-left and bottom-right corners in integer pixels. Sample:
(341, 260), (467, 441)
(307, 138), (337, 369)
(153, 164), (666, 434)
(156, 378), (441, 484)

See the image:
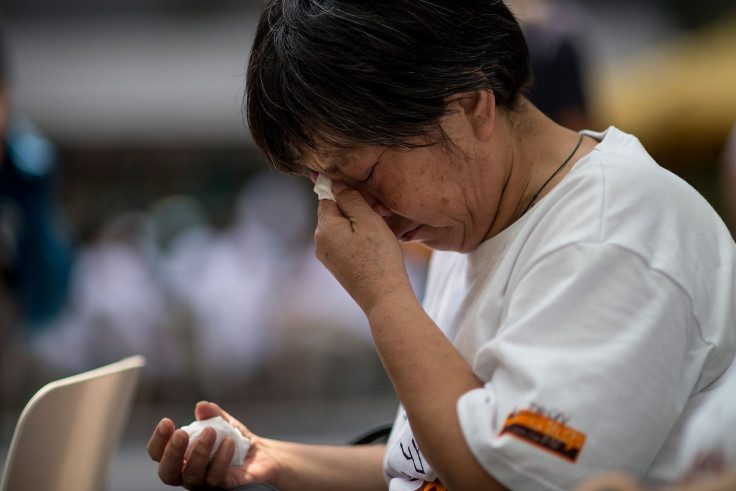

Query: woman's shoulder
(560, 126), (718, 234)
(520, 126), (732, 273)
(529, 126), (734, 297)
(574, 126), (680, 191)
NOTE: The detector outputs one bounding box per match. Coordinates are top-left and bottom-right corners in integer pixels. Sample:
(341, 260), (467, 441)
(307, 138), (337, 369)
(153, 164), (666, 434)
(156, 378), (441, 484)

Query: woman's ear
(452, 89), (496, 142)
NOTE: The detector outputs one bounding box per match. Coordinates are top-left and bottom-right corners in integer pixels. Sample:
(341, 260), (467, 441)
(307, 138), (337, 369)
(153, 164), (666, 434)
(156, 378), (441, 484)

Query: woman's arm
(265, 439), (387, 491)
(315, 186), (506, 490)
(365, 287), (506, 490)
(148, 401), (387, 491)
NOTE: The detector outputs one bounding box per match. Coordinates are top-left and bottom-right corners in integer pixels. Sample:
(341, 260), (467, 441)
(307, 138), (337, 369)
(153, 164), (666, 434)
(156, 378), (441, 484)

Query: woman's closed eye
(359, 162), (379, 183)
(360, 168), (375, 183)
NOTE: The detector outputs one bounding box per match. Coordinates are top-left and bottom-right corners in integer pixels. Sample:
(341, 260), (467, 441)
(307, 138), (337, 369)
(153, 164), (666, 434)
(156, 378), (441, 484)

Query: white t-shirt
(383, 127), (736, 491)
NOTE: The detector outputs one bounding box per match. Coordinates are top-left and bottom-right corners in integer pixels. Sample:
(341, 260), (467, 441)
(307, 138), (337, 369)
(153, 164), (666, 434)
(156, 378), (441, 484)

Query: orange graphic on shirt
(413, 479), (447, 491)
(499, 409), (586, 462)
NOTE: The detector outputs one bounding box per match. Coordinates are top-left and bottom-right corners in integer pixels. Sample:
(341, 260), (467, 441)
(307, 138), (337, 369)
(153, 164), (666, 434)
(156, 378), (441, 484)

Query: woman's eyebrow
(320, 146), (366, 175)
(302, 154), (338, 175)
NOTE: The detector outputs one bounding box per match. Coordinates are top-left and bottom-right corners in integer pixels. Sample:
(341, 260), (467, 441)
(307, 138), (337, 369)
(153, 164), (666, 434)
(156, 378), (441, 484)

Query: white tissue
(313, 173), (336, 201)
(180, 416), (251, 467)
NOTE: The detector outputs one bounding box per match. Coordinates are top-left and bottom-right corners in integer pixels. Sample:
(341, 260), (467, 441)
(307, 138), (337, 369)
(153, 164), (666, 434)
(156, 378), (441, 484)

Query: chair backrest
(0, 355), (145, 491)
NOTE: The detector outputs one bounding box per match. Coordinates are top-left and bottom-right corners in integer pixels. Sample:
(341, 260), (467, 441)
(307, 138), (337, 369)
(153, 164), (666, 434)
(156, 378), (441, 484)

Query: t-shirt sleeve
(456, 242), (695, 490)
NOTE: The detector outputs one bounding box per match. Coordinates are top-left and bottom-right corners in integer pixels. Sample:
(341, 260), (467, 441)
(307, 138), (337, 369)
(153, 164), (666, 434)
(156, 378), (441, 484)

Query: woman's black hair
(245, 0), (531, 174)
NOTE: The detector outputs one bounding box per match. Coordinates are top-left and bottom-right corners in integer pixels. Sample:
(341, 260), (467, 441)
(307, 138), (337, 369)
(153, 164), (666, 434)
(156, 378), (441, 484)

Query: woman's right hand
(147, 401), (282, 489)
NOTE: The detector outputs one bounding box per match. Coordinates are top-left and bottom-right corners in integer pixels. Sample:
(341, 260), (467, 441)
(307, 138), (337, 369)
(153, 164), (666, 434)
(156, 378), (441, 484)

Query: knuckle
(181, 474), (203, 490)
(205, 472), (222, 488)
(191, 441), (209, 459)
(158, 467), (180, 486)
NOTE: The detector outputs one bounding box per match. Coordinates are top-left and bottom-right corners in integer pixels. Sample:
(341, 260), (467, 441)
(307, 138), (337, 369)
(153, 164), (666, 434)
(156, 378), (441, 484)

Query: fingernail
(158, 421), (172, 436)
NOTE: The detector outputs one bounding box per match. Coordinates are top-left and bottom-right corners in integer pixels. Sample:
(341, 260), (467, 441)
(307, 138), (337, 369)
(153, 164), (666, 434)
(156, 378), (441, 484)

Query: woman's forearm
(265, 439), (387, 491)
(366, 289), (506, 490)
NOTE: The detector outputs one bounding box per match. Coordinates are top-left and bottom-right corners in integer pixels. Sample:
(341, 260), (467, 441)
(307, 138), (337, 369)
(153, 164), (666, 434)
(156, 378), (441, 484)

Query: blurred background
(0, 0), (735, 489)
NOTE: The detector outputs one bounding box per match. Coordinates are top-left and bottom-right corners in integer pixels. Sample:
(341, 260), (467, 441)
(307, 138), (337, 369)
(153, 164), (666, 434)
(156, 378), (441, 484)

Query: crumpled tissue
(313, 173), (336, 201)
(180, 416), (251, 467)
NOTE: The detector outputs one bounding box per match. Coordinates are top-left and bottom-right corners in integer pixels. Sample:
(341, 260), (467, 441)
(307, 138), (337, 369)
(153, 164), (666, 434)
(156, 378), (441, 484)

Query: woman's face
(303, 132), (506, 252)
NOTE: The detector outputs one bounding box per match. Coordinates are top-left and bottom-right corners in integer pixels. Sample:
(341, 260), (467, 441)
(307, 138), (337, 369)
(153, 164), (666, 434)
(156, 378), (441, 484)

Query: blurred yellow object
(588, 10), (736, 165)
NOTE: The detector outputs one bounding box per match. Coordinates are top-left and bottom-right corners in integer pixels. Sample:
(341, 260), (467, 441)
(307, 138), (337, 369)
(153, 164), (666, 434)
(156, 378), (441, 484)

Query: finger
(330, 184), (390, 232)
(316, 197), (344, 224)
(206, 437), (235, 488)
(148, 418), (175, 462)
(157, 429), (188, 486)
(194, 400), (224, 421)
(195, 401), (251, 439)
(181, 427), (216, 490)
(332, 182), (375, 217)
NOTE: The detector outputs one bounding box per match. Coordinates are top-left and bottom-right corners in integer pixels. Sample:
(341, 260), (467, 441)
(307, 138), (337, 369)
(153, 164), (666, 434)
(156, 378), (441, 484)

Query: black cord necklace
(521, 133), (584, 216)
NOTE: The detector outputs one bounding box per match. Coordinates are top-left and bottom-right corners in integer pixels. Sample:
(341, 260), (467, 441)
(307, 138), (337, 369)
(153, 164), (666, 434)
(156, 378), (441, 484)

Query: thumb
(332, 181), (381, 222)
(195, 401), (252, 439)
(194, 400), (224, 421)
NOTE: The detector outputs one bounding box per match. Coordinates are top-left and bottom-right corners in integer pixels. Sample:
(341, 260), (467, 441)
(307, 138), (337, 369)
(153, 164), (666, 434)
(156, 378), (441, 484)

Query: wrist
(365, 285), (422, 328)
(361, 277), (416, 318)
(257, 437), (292, 489)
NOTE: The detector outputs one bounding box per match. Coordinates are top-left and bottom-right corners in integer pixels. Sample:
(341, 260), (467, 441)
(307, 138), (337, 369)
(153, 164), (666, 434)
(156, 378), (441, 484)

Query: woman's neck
(484, 100), (588, 238)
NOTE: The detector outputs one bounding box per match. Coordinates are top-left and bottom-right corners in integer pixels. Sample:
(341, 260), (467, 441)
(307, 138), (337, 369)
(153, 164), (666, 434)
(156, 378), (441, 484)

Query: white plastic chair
(0, 355), (145, 491)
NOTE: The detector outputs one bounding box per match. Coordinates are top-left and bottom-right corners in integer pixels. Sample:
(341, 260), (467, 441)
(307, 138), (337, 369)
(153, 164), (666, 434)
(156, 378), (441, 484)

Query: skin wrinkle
(458, 193), (474, 253)
(503, 104), (537, 220)
(512, 148), (534, 220)
(452, 145), (487, 253)
(430, 135), (477, 249)
(484, 147), (518, 242)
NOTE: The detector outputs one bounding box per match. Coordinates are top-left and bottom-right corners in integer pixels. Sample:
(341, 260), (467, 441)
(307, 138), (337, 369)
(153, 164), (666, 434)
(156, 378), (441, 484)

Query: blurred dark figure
(0, 21), (75, 332)
(721, 122), (736, 237)
(509, 0), (590, 131)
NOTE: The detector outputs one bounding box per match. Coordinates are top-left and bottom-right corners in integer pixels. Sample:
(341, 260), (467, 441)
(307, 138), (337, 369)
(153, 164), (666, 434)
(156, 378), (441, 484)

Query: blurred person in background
(0, 20), (75, 333)
(507, 0), (591, 131)
(158, 173), (314, 397)
(0, 16), (75, 408)
(148, 1), (736, 490)
(720, 122), (736, 237)
(30, 211), (180, 375)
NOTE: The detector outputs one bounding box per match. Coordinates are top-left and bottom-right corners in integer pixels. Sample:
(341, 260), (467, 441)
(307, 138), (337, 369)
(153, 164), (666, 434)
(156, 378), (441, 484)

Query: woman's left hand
(315, 182), (414, 316)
